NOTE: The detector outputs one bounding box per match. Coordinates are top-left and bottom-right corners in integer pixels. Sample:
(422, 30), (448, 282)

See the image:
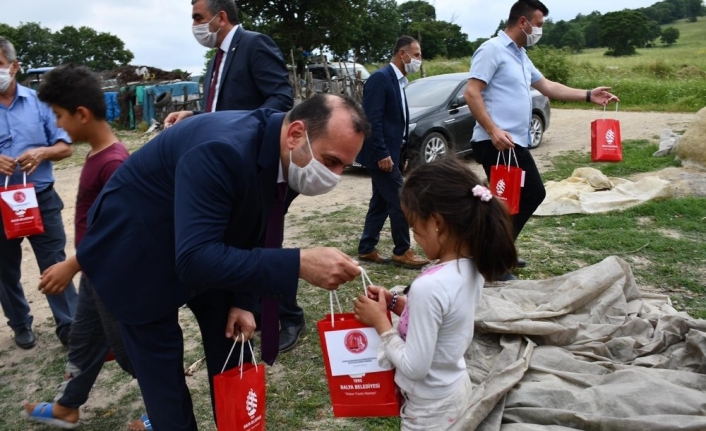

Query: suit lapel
(203, 53), (217, 109)
(220, 26), (243, 89)
(387, 65), (406, 126)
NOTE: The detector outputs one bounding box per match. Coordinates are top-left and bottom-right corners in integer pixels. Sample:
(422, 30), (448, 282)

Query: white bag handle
(601, 100), (619, 120)
(221, 333), (259, 378)
(495, 148), (519, 171)
(4, 172), (27, 189)
(328, 266), (372, 327)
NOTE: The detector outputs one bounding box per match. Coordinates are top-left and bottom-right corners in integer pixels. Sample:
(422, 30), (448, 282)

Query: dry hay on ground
(676, 106), (706, 169)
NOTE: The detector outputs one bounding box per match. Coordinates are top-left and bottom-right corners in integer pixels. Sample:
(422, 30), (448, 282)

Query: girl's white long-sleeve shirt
(379, 258), (482, 399)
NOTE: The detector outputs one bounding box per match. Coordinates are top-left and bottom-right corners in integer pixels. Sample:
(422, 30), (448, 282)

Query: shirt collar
(390, 62), (407, 86)
(499, 31), (525, 53)
(219, 24), (239, 52)
(15, 84), (32, 99)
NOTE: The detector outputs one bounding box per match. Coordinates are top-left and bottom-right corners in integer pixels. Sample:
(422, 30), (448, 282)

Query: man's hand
(489, 128), (515, 152)
(164, 110), (194, 128)
(39, 258), (80, 295)
(225, 307), (256, 341)
(16, 148), (47, 176)
(588, 87), (620, 106)
(0, 155), (16, 176)
(377, 156), (394, 173)
(300, 247), (361, 290)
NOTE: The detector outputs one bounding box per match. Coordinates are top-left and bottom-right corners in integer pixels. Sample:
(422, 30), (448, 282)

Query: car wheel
(529, 113), (544, 149)
(420, 132), (449, 164)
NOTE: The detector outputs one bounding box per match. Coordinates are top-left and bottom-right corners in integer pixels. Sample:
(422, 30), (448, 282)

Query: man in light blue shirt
(0, 37), (77, 348)
(464, 0), (618, 280)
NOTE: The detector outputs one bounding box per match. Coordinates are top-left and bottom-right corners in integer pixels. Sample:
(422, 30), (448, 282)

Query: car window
(309, 68), (328, 80)
(405, 79), (461, 108)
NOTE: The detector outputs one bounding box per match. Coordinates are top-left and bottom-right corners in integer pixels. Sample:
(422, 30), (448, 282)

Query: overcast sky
(2, 0), (661, 75)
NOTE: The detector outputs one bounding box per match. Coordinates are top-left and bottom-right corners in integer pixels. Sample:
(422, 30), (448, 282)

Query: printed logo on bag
(495, 179), (506, 196)
(13, 191), (26, 203)
(245, 388), (258, 419)
(15, 209), (26, 217)
(605, 129), (615, 145)
(344, 330), (368, 354)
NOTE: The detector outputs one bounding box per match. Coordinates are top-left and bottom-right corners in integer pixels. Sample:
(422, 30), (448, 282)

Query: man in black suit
(166, 0), (306, 353)
(357, 36), (429, 269)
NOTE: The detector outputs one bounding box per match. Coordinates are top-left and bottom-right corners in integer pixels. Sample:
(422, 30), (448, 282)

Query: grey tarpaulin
(464, 256), (706, 430)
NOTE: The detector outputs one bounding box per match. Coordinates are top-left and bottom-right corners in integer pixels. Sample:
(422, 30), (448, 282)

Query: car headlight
(407, 122), (417, 135)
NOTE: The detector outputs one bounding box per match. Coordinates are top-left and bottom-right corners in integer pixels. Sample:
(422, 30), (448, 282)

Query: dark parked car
(403, 72), (551, 167)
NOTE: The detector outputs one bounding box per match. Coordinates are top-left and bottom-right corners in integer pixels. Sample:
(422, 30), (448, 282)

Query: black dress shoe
(497, 272), (518, 282)
(14, 328), (37, 349)
(517, 257), (527, 268)
(279, 321), (305, 353)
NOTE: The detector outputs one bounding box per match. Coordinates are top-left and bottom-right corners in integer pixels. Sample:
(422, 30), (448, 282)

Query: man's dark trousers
(359, 166), (410, 256)
(119, 288), (251, 431)
(472, 140), (547, 238)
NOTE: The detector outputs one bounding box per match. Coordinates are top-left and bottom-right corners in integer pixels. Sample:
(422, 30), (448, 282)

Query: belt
(36, 183), (54, 195)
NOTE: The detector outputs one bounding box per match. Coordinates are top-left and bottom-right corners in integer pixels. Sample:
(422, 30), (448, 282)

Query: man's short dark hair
(0, 37), (17, 63)
(287, 94), (370, 141)
(192, 0), (240, 25)
(392, 36), (418, 56)
(37, 64), (107, 120)
(508, 0), (549, 25)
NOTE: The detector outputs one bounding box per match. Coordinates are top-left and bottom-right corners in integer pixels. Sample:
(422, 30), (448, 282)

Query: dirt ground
(2, 108), (703, 414)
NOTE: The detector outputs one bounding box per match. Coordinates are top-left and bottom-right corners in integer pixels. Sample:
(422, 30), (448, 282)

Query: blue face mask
(288, 131), (341, 196)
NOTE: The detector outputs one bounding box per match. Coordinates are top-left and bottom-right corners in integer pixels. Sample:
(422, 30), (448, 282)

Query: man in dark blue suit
(76, 94), (369, 430)
(167, 0), (306, 353)
(357, 36), (429, 269)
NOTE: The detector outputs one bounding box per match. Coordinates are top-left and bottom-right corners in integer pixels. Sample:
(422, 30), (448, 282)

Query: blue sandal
(127, 414), (153, 431)
(20, 402), (80, 429)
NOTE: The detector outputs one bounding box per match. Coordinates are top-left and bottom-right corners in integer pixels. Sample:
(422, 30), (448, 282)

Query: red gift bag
(489, 149), (524, 215)
(1, 174), (44, 239)
(591, 103), (622, 162)
(317, 272), (399, 417)
(214, 338), (266, 431)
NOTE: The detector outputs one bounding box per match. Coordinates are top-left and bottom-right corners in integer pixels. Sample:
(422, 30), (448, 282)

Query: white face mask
(522, 22), (543, 47)
(0, 66), (14, 93)
(288, 131), (341, 196)
(192, 15), (221, 48)
(404, 51), (422, 74)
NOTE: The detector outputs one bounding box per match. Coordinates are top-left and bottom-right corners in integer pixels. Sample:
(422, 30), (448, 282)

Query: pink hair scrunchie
(472, 185), (493, 202)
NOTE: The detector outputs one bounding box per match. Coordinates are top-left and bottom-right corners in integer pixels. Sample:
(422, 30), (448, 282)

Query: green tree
(660, 26), (680, 45)
(399, 0), (436, 35)
(645, 20), (663, 47)
(580, 11), (602, 48)
(350, 0), (401, 64)
(491, 20), (506, 38)
(53, 26), (133, 70)
(238, 0), (366, 58)
(561, 28), (585, 52)
(600, 10), (650, 56)
(13, 22), (56, 69)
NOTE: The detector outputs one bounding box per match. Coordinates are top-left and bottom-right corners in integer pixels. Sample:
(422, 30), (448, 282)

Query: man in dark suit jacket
(76, 94), (369, 430)
(357, 36), (429, 269)
(167, 0), (306, 353)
